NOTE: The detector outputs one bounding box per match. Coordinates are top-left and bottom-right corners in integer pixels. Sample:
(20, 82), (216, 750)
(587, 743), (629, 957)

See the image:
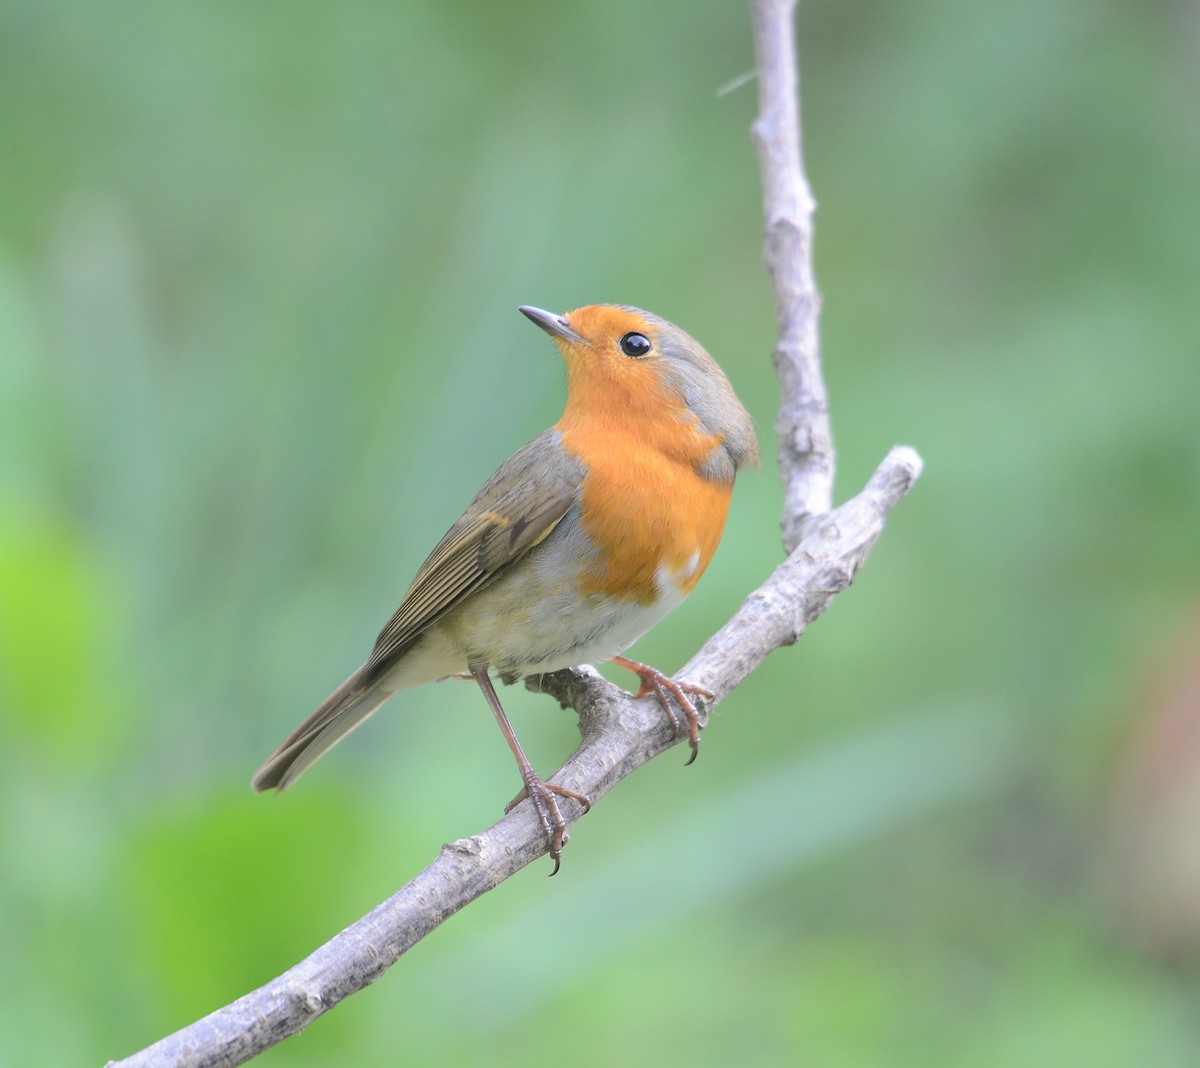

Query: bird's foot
(506, 775), (591, 876)
(611, 655), (712, 765)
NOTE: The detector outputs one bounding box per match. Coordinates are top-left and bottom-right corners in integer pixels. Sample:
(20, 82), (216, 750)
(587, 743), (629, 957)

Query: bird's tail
(251, 664), (393, 792)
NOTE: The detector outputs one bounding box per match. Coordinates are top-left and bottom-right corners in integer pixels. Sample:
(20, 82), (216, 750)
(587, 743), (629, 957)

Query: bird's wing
(365, 429), (584, 673)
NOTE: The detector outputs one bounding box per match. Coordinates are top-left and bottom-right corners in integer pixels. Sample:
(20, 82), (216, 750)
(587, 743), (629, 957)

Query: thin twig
(107, 3), (922, 1064)
(751, 0), (835, 551)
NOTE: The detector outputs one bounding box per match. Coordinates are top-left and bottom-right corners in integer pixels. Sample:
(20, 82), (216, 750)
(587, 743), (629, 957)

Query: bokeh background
(2, 0), (1198, 1064)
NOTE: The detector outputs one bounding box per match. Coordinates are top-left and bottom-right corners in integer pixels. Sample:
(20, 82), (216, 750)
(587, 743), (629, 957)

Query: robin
(252, 304), (759, 871)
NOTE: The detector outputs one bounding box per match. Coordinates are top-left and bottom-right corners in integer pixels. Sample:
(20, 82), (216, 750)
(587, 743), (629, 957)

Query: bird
(252, 303), (759, 872)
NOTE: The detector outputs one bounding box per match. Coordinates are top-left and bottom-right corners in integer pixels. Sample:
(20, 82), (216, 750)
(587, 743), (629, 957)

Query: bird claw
(506, 777), (591, 875)
(613, 656), (711, 764)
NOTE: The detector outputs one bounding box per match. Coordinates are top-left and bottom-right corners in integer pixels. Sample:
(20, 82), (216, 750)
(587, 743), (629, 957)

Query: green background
(2, 1), (1198, 1064)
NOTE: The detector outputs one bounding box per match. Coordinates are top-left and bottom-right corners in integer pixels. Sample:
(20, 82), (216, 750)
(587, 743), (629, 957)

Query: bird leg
(611, 655), (713, 765)
(470, 666), (590, 875)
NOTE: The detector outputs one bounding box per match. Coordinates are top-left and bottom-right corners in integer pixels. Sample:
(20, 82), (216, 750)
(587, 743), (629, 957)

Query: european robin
(252, 304), (759, 871)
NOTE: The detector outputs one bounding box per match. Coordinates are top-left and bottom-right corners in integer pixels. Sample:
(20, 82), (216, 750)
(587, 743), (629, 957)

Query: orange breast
(556, 408), (733, 606)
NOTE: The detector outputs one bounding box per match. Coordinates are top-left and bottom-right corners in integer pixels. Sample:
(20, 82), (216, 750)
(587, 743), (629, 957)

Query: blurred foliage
(1, 0), (1198, 1064)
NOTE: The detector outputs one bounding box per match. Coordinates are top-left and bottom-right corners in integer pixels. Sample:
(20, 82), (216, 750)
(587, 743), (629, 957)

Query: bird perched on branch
(252, 303), (758, 872)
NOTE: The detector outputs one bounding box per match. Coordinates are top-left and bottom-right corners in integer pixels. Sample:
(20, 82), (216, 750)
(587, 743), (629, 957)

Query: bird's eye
(619, 332), (652, 358)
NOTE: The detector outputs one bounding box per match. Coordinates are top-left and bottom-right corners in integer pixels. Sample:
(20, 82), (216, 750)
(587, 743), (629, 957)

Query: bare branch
(107, 448), (921, 1068)
(107, 3), (923, 1064)
(751, 0), (834, 552)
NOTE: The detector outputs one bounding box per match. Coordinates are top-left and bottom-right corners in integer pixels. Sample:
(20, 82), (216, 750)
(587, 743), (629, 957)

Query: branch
(107, 449), (921, 1068)
(108, 3), (923, 1065)
(751, 0), (834, 552)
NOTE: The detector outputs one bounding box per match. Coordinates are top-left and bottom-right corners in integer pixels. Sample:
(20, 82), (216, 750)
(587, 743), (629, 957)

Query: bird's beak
(519, 305), (586, 345)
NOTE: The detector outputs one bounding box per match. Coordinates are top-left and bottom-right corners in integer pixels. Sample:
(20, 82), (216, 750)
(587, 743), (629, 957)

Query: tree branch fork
(108, 0), (924, 1061)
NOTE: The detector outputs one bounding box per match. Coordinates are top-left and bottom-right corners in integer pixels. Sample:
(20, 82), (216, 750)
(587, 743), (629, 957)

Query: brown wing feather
(252, 430), (584, 793)
(365, 429), (584, 672)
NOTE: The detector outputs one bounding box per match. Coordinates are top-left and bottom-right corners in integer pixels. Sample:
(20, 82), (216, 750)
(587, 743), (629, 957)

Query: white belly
(385, 507), (694, 686)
